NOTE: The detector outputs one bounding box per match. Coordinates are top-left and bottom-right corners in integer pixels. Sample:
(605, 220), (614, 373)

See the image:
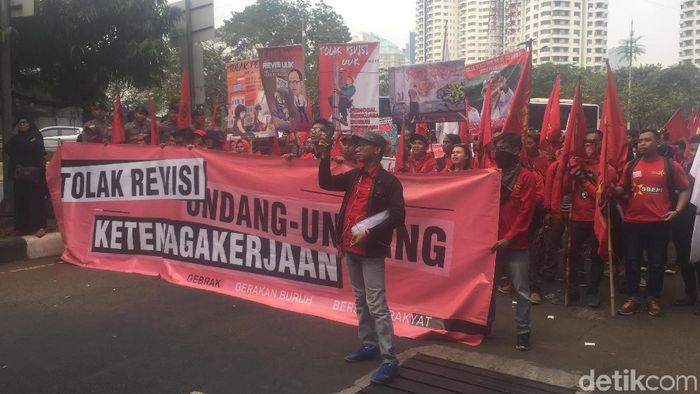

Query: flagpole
(564, 176), (574, 307)
(607, 202), (616, 317)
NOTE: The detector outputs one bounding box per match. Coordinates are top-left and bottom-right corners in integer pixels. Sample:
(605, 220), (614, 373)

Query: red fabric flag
(550, 82), (586, 217)
(477, 84), (496, 168)
(662, 109), (688, 143)
(209, 96), (219, 130)
(686, 111), (695, 136)
(594, 117), (611, 260)
(110, 91), (125, 144)
(600, 63), (628, 171)
(178, 66), (192, 128)
(692, 110), (700, 137)
(501, 46), (532, 140)
(395, 123), (406, 173)
(539, 74), (561, 152)
(148, 95), (159, 145)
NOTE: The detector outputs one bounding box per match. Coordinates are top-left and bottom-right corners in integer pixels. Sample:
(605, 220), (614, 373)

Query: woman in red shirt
(441, 143), (472, 172)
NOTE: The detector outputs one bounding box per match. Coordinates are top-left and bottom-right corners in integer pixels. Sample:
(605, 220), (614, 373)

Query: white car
(40, 126), (82, 152)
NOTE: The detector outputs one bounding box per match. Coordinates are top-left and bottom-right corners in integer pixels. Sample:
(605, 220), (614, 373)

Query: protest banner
(225, 59), (269, 131)
(257, 45), (312, 132)
(318, 42), (380, 133)
(47, 143), (500, 345)
(463, 50), (528, 131)
(389, 60), (465, 123)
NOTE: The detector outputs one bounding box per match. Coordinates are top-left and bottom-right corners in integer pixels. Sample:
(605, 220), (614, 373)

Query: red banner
(47, 144), (500, 345)
(257, 45), (312, 131)
(319, 42), (380, 132)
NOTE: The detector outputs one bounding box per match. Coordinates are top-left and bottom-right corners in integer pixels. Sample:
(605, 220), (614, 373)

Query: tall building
(406, 31), (417, 64)
(417, 0), (609, 70)
(415, 0), (463, 63)
(680, 0), (700, 66)
(352, 32), (408, 70)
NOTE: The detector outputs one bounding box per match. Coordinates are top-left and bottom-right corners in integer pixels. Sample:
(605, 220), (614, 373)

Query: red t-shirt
(341, 165), (379, 255)
(528, 154), (550, 176)
(407, 154), (437, 174)
(619, 157), (689, 223)
(499, 168), (537, 249)
(564, 161), (618, 222)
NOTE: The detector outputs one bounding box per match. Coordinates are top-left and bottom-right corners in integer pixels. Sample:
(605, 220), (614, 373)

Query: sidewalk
(0, 215), (63, 264)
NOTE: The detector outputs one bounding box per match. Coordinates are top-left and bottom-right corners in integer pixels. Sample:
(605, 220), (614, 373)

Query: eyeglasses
(289, 80), (302, 85)
(311, 126), (325, 132)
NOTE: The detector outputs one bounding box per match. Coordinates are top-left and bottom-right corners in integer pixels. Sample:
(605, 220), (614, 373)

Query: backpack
(624, 156), (677, 207)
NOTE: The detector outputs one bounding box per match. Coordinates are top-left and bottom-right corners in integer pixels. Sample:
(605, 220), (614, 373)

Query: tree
(12, 0), (180, 108)
(218, 0), (351, 117)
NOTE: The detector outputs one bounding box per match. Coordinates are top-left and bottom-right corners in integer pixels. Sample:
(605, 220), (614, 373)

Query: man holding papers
(318, 129), (406, 385)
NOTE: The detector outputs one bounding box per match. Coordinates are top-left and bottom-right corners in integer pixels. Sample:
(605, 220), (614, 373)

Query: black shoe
(551, 292), (580, 305)
(586, 293), (600, 308)
(516, 332), (530, 351)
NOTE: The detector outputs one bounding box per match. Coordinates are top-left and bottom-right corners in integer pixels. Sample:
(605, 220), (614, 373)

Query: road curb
(0, 232), (63, 264)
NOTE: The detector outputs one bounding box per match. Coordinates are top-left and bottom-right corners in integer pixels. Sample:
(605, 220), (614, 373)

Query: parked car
(40, 126), (82, 152)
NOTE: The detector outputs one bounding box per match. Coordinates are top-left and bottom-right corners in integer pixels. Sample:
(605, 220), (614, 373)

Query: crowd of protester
(28, 99), (696, 353)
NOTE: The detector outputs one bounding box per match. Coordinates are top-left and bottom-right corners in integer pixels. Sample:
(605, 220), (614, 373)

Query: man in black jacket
(318, 130), (405, 385)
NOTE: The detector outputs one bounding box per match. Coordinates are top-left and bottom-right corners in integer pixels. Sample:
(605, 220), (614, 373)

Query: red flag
(600, 63), (627, 171)
(477, 84), (496, 168)
(687, 111), (695, 135)
(539, 74), (561, 152)
(594, 116), (611, 260)
(502, 46), (532, 141)
(691, 110), (700, 137)
(551, 82), (586, 217)
(178, 66), (192, 128)
(662, 109), (688, 143)
(395, 123), (406, 173)
(110, 91), (125, 144)
(209, 96), (219, 130)
(148, 95), (159, 145)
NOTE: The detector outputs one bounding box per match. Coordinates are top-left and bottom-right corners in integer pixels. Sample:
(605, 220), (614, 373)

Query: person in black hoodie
(317, 129), (405, 385)
(4, 115), (48, 237)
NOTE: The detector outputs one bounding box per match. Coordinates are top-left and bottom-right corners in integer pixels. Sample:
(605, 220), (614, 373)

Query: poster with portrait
(462, 49), (528, 132)
(225, 59), (270, 133)
(257, 45), (313, 132)
(318, 42), (380, 132)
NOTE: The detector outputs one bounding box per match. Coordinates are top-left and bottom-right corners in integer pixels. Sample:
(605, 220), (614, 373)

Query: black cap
(410, 134), (429, 145)
(351, 131), (387, 148)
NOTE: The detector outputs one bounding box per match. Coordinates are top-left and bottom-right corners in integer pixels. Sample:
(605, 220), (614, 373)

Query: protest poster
(225, 59), (269, 132)
(318, 42), (380, 132)
(389, 60), (465, 123)
(47, 143), (500, 345)
(257, 45), (312, 132)
(462, 50), (529, 133)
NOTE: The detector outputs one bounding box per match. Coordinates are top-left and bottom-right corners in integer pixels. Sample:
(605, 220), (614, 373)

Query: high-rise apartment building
(415, 0), (463, 63)
(416, 0), (609, 70)
(680, 0), (700, 66)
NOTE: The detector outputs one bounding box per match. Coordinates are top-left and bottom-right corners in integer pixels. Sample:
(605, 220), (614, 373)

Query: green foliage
(12, 0), (179, 107)
(218, 0), (351, 117)
(533, 62), (700, 130)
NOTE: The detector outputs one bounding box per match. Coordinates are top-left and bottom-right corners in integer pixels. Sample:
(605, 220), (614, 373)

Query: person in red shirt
(441, 143), (472, 172)
(523, 131), (549, 304)
(525, 131), (550, 176)
(437, 134), (460, 171)
(613, 129), (691, 317)
(487, 132), (536, 351)
(400, 134), (437, 173)
(551, 130), (617, 308)
(318, 130), (405, 384)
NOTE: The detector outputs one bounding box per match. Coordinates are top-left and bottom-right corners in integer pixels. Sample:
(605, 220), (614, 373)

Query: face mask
(495, 150), (519, 168)
(584, 145), (595, 158)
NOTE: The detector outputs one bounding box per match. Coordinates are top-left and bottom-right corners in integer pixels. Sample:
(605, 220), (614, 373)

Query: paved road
(1, 257), (698, 393)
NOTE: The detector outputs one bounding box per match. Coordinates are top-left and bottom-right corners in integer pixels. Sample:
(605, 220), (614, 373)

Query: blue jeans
(623, 221), (669, 300)
(345, 253), (396, 363)
(487, 248), (532, 335)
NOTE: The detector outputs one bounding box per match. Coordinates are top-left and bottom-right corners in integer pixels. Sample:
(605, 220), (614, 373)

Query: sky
(212, 0), (679, 66)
